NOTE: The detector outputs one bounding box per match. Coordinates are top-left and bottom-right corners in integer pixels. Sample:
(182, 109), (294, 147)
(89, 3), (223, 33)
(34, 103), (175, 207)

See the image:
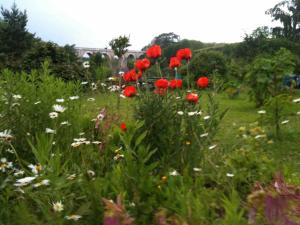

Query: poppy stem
(187, 60), (190, 90)
(156, 61), (163, 78)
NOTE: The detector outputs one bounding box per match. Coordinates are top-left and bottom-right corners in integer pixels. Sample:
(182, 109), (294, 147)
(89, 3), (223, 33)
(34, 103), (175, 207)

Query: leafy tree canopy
(0, 3), (35, 70)
(109, 35), (131, 58)
(266, 0), (300, 41)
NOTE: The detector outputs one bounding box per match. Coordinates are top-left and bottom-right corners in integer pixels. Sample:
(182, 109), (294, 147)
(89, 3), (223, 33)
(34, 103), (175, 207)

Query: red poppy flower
(123, 71), (132, 82)
(197, 77), (209, 88)
(169, 79), (183, 89)
(146, 45), (162, 59)
(120, 122), (127, 131)
(130, 69), (142, 81)
(176, 48), (192, 60)
(135, 58), (150, 71)
(123, 86), (137, 97)
(169, 57), (181, 69)
(186, 93), (199, 103)
(155, 78), (169, 89)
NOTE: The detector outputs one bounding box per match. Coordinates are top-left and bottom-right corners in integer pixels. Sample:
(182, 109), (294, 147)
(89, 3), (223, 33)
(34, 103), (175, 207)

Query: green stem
(275, 97), (280, 139)
(187, 60), (190, 89)
(156, 61), (163, 78)
(9, 143), (26, 171)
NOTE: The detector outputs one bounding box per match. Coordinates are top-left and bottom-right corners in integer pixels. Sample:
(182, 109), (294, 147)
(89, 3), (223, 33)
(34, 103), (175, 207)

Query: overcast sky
(1, 0), (281, 50)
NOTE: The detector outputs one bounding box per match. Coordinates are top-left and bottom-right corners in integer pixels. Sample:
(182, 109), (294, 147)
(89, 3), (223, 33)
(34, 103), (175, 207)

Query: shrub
(134, 89), (227, 171)
(181, 50), (227, 81)
(246, 48), (295, 138)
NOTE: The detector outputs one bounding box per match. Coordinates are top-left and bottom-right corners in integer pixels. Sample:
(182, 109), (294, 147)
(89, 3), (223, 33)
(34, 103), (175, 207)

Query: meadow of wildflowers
(1, 45), (300, 225)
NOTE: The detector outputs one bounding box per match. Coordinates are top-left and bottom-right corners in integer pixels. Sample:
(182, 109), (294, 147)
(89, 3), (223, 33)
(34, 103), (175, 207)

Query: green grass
(84, 90), (300, 173)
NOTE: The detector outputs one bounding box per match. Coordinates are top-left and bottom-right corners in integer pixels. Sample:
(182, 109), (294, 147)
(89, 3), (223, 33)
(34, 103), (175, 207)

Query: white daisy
(108, 85), (120, 92)
(281, 120), (289, 124)
(200, 133), (209, 138)
(6, 149), (14, 154)
(193, 168), (202, 172)
(45, 128), (56, 134)
(52, 104), (66, 113)
(87, 170), (95, 177)
(28, 164), (42, 174)
(292, 98), (300, 103)
(67, 174), (76, 180)
(71, 142), (82, 148)
(177, 111), (184, 115)
(188, 111), (198, 116)
(60, 121), (71, 126)
(208, 144), (217, 150)
(33, 179), (50, 188)
(0, 158), (13, 172)
(204, 116), (211, 120)
(91, 83), (97, 91)
(81, 81), (88, 85)
(65, 215), (82, 221)
(0, 130), (13, 141)
(14, 170), (25, 176)
(52, 201), (64, 212)
(257, 110), (266, 114)
(13, 94), (22, 99)
(113, 154), (124, 161)
(74, 138), (86, 142)
(83, 61), (90, 68)
(14, 176), (36, 187)
(69, 96), (79, 100)
(11, 103), (20, 107)
(226, 173), (234, 177)
(56, 98), (64, 103)
(49, 112), (58, 119)
(169, 170), (179, 176)
(129, 202), (135, 207)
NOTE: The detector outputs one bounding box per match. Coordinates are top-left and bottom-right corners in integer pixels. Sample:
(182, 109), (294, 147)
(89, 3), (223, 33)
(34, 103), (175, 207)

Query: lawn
(84, 89), (300, 173)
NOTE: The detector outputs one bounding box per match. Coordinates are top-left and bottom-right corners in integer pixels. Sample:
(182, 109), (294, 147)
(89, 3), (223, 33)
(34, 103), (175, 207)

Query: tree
(246, 48), (295, 106)
(247, 48), (295, 138)
(234, 27), (271, 60)
(142, 32), (180, 51)
(109, 35), (131, 58)
(151, 32), (180, 48)
(22, 41), (85, 80)
(109, 35), (131, 73)
(266, 0), (300, 41)
(0, 3), (34, 70)
(185, 50), (227, 78)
